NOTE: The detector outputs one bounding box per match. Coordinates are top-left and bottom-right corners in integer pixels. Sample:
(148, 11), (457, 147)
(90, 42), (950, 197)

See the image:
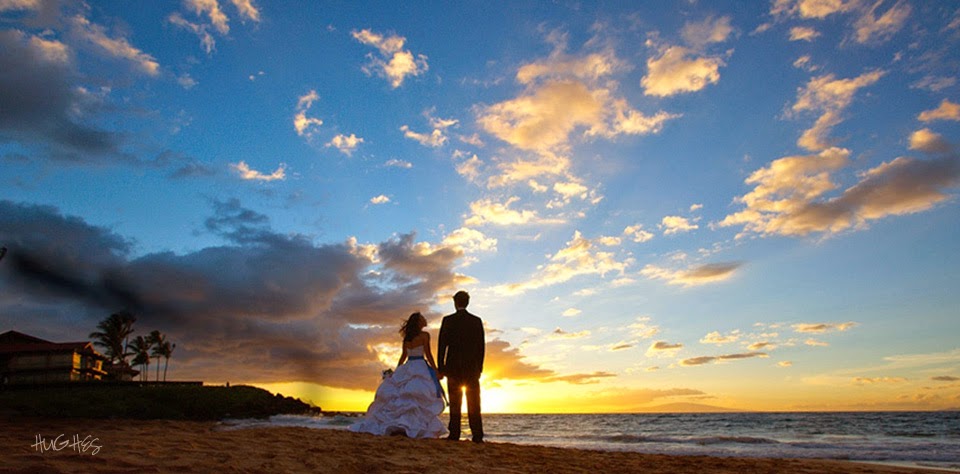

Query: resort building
(0, 330), (108, 385)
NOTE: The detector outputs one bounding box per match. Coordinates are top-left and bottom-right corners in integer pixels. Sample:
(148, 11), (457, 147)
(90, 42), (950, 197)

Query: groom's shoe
(445, 435), (459, 441)
(472, 437), (484, 444)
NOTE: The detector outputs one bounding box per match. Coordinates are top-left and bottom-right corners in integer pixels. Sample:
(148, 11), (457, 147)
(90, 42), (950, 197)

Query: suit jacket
(437, 309), (484, 379)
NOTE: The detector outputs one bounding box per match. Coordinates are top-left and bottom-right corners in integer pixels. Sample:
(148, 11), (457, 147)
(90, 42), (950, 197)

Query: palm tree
(130, 336), (152, 382)
(89, 311), (137, 365)
(149, 330), (165, 382)
(159, 342), (175, 382)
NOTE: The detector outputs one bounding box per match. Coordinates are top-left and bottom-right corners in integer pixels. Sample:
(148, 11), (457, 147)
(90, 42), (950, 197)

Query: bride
(350, 312), (448, 438)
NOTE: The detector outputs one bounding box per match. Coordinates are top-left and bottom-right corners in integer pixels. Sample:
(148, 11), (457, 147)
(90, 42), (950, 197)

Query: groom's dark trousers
(446, 375), (482, 440)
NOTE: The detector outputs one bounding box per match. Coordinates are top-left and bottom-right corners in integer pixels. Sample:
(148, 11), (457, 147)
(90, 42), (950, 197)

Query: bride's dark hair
(400, 312), (424, 342)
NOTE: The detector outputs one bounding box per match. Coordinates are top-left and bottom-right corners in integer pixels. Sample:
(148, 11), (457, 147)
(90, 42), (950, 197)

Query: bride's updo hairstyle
(400, 312), (425, 342)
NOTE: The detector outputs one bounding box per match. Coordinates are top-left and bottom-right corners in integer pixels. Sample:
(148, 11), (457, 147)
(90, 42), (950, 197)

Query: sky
(1, 0), (959, 413)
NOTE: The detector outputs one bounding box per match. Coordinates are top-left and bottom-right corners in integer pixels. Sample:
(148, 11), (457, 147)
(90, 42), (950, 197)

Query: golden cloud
(791, 71), (884, 151)
(719, 144), (960, 237)
(918, 100), (960, 122)
(642, 46), (723, 97)
(793, 322), (857, 333)
(70, 15), (159, 76)
(641, 262), (742, 287)
(493, 231), (629, 294)
(230, 161), (286, 181)
(352, 29), (428, 88)
(680, 352), (769, 366)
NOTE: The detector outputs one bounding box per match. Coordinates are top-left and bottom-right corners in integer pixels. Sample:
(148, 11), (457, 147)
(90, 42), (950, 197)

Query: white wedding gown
(350, 346), (448, 439)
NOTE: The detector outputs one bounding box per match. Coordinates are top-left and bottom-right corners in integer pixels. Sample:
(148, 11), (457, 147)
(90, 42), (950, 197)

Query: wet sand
(0, 418), (953, 473)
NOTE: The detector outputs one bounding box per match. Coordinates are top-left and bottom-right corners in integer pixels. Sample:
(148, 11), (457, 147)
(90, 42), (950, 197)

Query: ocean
(221, 411), (960, 470)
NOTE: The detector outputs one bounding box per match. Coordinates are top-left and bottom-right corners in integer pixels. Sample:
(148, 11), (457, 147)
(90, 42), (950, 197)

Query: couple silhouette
(350, 291), (485, 443)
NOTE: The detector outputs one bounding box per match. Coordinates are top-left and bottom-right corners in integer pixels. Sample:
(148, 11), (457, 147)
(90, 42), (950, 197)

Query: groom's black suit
(438, 308), (485, 442)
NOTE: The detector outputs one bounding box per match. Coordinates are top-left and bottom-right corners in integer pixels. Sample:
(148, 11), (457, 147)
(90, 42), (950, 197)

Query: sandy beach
(0, 418), (953, 474)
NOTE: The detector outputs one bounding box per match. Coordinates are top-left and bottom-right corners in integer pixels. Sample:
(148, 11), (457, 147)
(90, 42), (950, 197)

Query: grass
(0, 384), (320, 421)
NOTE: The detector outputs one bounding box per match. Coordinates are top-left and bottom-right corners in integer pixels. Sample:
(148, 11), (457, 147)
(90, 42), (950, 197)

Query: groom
(437, 290), (485, 443)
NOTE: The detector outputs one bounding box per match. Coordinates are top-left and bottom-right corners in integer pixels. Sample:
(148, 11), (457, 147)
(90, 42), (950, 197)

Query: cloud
(911, 76), (956, 93)
(464, 197), (561, 227)
(933, 376), (960, 382)
(549, 328), (592, 340)
(177, 73), (198, 89)
(230, 161), (286, 181)
(789, 26), (821, 41)
(478, 80), (605, 152)
(629, 318), (661, 340)
(793, 55), (819, 72)
(69, 15), (159, 76)
(369, 195), (390, 205)
(791, 71), (884, 151)
(326, 133), (364, 155)
(542, 371), (616, 385)
(561, 308), (582, 317)
(805, 338), (830, 347)
(400, 125), (446, 147)
(481, 339), (554, 381)
(771, 0), (857, 19)
(454, 154), (483, 182)
(680, 352), (769, 366)
(918, 100), (960, 122)
(493, 231), (629, 295)
(641, 46), (724, 97)
(0, 199), (478, 389)
(185, 0), (230, 34)
(748, 342), (776, 351)
(641, 262), (742, 287)
(351, 29), (428, 88)
(853, 0), (911, 44)
(681, 15), (735, 49)
(719, 145), (960, 237)
(293, 90), (323, 139)
(909, 129), (952, 154)
(230, 0), (260, 23)
(168, 12), (216, 54)
(853, 376), (908, 385)
(647, 341), (683, 357)
(778, 361), (794, 367)
(384, 158), (412, 169)
(440, 227), (497, 254)
(793, 322), (857, 333)
(623, 225), (654, 243)
(660, 215), (698, 235)
(516, 50), (626, 85)
(0, 29), (121, 159)
(479, 79), (675, 153)
(700, 330), (741, 345)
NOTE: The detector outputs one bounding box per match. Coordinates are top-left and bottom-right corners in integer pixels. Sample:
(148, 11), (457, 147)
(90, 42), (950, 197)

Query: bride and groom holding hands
(350, 291), (485, 443)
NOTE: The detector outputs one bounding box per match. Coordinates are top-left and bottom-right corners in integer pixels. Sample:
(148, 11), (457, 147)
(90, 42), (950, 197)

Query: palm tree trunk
(163, 357), (169, 382)
(155, 357), (160, 382)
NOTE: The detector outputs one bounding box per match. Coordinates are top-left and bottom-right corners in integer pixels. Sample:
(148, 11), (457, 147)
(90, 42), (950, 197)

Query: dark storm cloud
(0, 199), (475, 390)
(0, 29), (121, 159)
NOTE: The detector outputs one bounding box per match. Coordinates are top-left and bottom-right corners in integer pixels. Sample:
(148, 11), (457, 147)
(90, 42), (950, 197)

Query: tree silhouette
(89, 311), (137, 365)
(159, 341), (175, 382)
(130, 335), (152, 382)
(148, 330), (165, 382)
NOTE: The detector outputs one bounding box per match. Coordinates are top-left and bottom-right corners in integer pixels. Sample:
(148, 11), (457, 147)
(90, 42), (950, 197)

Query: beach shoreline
(1, 418), (955, 474)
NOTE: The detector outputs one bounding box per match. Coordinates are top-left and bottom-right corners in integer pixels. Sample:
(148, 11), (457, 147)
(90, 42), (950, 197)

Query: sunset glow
(1, 1), (958, 414)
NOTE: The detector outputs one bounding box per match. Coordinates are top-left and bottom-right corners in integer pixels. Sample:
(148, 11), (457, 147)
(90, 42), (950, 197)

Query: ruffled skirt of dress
(349, 359), (448, 439)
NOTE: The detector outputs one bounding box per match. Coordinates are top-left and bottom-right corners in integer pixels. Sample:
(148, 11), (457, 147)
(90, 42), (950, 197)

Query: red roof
(0, 330), (107, 359)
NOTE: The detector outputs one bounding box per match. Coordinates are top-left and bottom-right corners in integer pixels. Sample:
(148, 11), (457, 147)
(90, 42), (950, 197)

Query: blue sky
(1, 0), (959, 412)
